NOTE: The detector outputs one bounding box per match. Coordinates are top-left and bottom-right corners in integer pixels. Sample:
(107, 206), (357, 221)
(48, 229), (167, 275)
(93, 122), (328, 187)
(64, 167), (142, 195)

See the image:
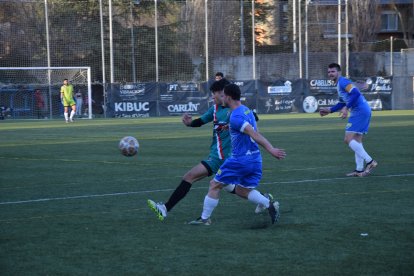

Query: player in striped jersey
(147, 79), (235, 221)
(148, 79), (269, 222)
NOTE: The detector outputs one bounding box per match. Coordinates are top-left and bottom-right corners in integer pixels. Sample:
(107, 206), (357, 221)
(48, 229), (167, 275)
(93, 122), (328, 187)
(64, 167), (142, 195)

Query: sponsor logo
(160, 94), (173, 102)
(167, 83), (198, 92)
(310, 79), (335, 87)
(274, 98), (295, 111)
(367, 99), (383, 110)
(115, 102), (150, 112)
(316, 98), (339, 106)
(302, 96), (318, 113)
(120, 84), (145, 96)
(167, 102), (200, 112)
(371, 77), (392, 92)
(309, 79), (336, 91)
(116, 113), (150, 118)
(268, 81), (292, 94)
(233, 81), (245, 87)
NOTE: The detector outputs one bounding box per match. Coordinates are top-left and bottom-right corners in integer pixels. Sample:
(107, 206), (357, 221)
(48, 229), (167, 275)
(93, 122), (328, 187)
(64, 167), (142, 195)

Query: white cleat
(364, 160), (378, 174)
(255, 193), (274, 214)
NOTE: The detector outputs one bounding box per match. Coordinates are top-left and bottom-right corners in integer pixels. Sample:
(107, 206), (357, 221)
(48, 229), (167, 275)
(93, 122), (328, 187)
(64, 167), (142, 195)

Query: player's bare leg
(69, 105), (76, 122)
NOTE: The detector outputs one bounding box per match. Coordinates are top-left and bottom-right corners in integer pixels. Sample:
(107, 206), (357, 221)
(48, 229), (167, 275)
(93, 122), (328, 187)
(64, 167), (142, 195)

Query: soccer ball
(119, 136), (139, 157)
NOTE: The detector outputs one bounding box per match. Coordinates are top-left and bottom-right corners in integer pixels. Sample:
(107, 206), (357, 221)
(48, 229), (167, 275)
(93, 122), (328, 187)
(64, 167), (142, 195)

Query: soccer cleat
(255, 193), (274, 214)
(69, 119), (74, 123)
(268, 200), (280, 224)
(147, 199), (167, 221)
(364, 160), (378, 174)
(65, 120), (69, 123)
(188, 217), (211, 226)
(346, 170), (366, 177)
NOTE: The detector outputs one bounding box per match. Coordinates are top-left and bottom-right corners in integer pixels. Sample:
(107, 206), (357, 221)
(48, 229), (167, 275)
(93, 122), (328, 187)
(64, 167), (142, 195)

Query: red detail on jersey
(213, 104), (225, 160)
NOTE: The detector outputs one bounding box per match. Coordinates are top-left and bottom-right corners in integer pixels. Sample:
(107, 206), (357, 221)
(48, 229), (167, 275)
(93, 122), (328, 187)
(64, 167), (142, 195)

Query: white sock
(349, 140), (372, 163)
(70, 110), (75, 119)
(247, 190), (270, 208)
(223, 184), (235, 193)
(355, 153), (364, 171)
(64, 112), (68, 121)
(201, 196), (219, 220)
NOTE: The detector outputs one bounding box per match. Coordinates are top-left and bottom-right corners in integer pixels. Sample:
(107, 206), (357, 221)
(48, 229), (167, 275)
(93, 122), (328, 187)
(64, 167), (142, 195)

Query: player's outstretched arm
(243, 124), (286, 160)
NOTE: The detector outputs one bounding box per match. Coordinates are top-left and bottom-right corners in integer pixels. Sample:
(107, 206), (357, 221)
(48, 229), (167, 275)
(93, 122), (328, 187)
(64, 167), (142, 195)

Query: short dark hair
(215, 72), (224, 78)
(64, 78), (68, 81)
(224, 83), (241, 100)
(210, 78), (230, 92)
(328, 63), (341, 71)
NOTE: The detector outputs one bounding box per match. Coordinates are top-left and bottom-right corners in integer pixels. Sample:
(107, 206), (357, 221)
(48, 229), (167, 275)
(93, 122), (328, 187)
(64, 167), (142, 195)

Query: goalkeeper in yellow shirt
(60, 78), (76, 123)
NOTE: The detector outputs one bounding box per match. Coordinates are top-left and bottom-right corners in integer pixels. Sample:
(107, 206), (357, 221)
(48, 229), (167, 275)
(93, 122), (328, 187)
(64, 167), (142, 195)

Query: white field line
(1, 173), (413, 206)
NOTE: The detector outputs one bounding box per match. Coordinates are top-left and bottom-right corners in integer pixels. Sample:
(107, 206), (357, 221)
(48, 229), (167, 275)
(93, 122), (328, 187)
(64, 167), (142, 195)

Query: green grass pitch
(1, 111), (413, 275)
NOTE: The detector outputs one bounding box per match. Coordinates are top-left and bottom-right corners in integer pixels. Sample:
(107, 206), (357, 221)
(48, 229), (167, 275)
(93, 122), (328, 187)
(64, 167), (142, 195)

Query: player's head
(210, 78), (230, 105)
(327, 63), (341, 81)
(63, 78), (69, 85)
(224, 83), (241, 101)
(215, 72), (224, 81)
(328, 63), (341, 71)
(210, 78), (229, 93)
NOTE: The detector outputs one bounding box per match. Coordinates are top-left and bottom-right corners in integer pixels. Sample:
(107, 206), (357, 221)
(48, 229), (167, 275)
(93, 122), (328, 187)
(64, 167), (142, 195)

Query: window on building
(381, 12), (398, 31)
(321, 14), (337, 36)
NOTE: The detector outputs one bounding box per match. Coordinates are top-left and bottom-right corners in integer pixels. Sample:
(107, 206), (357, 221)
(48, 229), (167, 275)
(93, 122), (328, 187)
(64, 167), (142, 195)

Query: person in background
(75, 90), (83, 117)
(34, 89), (45, 119)
(215, 72), (224, 81)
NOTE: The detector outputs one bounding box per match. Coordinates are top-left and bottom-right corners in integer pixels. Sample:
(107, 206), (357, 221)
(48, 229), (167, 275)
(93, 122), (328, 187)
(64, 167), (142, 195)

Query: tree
(349, 0), (381, 51)
(390, 1), (414, 48)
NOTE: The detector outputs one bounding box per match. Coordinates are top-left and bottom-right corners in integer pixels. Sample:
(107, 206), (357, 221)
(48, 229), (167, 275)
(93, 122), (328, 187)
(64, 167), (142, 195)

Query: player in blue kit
(147, 79), (270, 222)
(189, 83), (286, 225)
(319, 63), (377, 177)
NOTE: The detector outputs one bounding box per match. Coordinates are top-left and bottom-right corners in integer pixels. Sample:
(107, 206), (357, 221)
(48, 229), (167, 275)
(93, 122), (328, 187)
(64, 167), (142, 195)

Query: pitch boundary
(1, 173), (413, 206)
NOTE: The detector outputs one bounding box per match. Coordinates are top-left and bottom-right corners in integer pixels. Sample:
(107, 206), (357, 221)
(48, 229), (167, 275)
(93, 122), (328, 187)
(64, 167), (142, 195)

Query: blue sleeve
(330, 102), (346, 113)
(339, 78), (361, 109)
(230, 114), (245, 132)
(346, 87), (361, 108)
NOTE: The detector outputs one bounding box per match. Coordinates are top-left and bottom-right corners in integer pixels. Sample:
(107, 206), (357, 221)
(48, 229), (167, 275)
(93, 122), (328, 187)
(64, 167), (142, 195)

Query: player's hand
(182, 113), (192, 126)
(270, 148), (286, 160)
(319, 108), (330, 117)
(339, 106), (348, 119)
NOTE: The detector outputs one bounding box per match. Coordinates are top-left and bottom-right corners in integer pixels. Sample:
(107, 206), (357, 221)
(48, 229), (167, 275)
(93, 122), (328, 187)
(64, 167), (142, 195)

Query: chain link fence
(0, 0), (413, 117)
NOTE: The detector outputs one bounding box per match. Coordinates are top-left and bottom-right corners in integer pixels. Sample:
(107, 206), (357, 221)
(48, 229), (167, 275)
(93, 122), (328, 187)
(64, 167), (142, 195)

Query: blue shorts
(214, 156), (262, 188)
(346, 107), (371, 134)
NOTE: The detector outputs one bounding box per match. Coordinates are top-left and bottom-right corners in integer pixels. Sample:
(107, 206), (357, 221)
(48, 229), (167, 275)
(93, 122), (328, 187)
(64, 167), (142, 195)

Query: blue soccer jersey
(331, 76), (372, 134)
(214, 105), (262, 188)
(229, 105), (261, 159)
(335, 77), (369, 111)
